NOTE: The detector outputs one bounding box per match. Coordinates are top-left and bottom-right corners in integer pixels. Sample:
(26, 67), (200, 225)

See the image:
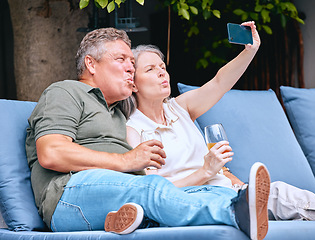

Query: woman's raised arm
(176, 21), (260, 121)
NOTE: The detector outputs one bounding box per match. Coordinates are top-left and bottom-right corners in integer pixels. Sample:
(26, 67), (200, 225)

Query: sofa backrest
(0, 99), (46, 231)
(178, 83), (315, 193)
(281, 86), (315, 177)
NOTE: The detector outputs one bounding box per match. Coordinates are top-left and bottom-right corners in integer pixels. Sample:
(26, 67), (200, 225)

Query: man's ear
(84, 55), (96, 75)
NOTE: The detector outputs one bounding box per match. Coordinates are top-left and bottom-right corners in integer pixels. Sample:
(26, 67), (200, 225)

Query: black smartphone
(227, 23), (253, 45)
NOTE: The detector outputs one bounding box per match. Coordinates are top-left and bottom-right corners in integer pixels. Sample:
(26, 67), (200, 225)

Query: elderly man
(26, 27), (270, 240)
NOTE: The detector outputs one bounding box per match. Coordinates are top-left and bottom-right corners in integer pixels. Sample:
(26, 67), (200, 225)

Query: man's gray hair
(75, 28), (131, 79)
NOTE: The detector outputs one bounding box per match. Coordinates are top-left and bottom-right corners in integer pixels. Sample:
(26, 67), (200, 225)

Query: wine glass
(140, 130), (162, 170)
(204, 124), (241, 185)
(204, 123), (228, 150)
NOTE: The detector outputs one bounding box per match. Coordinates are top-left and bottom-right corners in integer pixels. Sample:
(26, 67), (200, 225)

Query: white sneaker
(233, 162), (270, 240)
(104, 203), (144, 234)
(248, 162), (270, 240)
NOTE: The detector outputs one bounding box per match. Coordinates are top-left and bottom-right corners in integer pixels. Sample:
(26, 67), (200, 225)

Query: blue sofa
(1, 84), (315, 239)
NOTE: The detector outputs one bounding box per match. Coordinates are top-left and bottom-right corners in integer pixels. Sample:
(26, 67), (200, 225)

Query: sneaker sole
(248, 162), (270, 240)
(104, 203), (144, 234)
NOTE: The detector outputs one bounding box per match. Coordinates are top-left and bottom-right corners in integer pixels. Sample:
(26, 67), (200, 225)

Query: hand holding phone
(227, 23), (253, 45)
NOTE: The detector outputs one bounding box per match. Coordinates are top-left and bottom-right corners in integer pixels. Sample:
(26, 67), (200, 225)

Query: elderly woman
(126, 21), (259, 186)
(125, 22), (315, 222)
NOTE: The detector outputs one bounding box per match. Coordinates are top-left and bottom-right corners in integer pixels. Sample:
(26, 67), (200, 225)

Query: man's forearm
(36, 134), (126, 173)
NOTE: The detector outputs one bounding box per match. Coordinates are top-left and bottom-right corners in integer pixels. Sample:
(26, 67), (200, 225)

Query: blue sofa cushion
(0, 99), (46, 231)
(177, 83), (315, 193)
(280, 86), (315, 176)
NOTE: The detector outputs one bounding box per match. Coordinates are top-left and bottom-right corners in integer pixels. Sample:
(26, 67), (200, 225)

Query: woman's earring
(132, 84), (138, 92)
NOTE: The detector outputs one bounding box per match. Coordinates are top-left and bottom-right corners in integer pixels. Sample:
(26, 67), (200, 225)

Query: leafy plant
(232, 0), (304, 34)
(78, 0), (304, 69)
(158, 0), (304, 69)
(160, 0), (221, 21)
(79, 0), (144, 13)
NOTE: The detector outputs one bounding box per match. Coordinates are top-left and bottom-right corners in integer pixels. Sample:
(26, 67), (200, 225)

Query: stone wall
(8, 0), (88, 101)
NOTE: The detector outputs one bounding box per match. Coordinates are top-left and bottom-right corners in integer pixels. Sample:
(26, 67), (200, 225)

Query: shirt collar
(134, 100), (179, 130)
(78, 82), (119, 110)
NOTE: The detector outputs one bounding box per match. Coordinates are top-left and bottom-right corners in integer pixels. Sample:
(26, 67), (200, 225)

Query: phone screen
(227, 23), (253, 45)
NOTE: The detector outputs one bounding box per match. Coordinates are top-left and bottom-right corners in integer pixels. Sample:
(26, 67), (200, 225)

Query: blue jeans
(50, 169), (238, 231)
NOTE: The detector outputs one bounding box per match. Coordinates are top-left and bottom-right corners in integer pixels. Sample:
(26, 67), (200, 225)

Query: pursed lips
(161, 80), (169, 86)
(126, 77), (134, 84)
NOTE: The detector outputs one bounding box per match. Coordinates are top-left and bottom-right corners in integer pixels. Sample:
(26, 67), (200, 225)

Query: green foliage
(79, 0), (303, 34)
(159, 0), (221, 21)
(78, 0), (304, 69)
(79, 0), (144, 12)
(158, 0), (304, 69)
(232, 0), (304, 34)
(160, 0), (303, 37)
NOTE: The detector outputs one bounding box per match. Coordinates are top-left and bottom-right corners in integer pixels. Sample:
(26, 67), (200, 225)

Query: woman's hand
(202, 141), (234, 179)
(176, 21), (261, 122)
(241, 21), (261, 51)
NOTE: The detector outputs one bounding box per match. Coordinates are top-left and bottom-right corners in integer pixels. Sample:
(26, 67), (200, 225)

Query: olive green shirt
(25, 80), (144, 228)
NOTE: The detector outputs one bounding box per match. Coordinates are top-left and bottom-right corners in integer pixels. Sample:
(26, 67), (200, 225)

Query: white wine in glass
(204, 123), (228, 150)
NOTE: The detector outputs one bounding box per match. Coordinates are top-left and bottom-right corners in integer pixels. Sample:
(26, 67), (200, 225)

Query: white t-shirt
(127, 98), (232, 188)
